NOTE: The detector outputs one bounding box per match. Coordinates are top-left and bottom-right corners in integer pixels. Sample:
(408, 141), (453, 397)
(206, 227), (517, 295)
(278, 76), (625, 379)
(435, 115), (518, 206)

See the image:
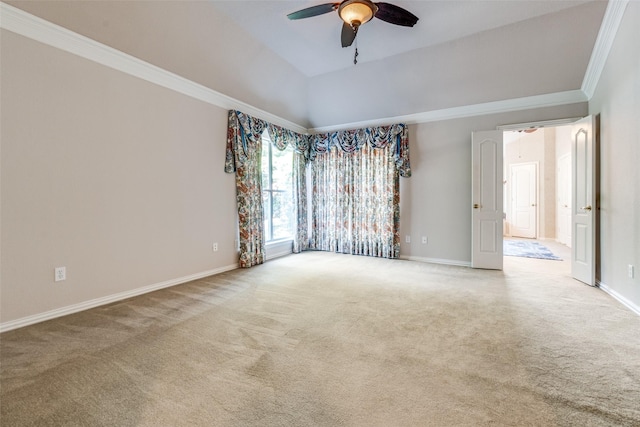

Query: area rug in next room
(503, 239), (562, 260)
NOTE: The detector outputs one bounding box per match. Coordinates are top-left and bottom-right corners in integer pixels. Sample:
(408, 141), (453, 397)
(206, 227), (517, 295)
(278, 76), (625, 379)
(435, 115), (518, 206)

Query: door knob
(581, 205), (592, 211)
(531, 204), (536, 207)
(473, 204), (481, 209)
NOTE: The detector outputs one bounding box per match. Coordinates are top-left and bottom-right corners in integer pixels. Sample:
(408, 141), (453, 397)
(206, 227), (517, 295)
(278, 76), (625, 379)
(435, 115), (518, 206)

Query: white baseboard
(0, 264), (239, 333)
(266, 249), (293, 261)
(400, 255), (472, 268)
(597, 280), (640, 316)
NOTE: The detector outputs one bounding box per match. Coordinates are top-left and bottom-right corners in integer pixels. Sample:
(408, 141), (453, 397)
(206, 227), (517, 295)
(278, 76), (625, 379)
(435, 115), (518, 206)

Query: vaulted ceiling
(5, 0), (609, 129)
(210, 1), (597, 77)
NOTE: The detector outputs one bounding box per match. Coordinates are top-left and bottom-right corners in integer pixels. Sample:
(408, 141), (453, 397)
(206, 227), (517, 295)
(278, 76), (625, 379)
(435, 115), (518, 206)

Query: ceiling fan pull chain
(354, 38), (359, 65)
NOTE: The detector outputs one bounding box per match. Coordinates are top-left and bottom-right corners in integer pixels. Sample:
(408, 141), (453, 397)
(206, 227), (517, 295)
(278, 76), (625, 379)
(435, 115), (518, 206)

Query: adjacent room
(1, 1), (639, 425)
(502, 125), (572, 272)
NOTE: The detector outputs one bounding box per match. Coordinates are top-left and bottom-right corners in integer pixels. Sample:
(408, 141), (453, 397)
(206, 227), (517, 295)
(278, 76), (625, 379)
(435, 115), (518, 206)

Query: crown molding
(0, 2), (307, 134)
(309, 90), (588, 133)
(581, 0), (629, 99)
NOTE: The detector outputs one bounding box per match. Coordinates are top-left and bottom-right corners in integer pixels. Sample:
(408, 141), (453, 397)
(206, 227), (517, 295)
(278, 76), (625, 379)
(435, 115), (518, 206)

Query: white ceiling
(210, 0), (594, 77)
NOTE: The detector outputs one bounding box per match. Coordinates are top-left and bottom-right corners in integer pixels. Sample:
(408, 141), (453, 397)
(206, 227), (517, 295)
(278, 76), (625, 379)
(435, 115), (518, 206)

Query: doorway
(472, 117), (597, 284)
(502, 126), (572, 273)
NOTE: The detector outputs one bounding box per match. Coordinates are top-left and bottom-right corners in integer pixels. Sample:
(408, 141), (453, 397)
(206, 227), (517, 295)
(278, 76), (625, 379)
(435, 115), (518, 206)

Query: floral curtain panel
(308, 124), (410, 259)
(291, 147), (309, 254)
(225, 110), (309, 267)
(225, 111), (267, 268)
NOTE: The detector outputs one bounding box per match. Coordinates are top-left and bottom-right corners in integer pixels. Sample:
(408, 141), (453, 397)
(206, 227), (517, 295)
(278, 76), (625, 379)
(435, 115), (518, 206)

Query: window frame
(261, 131), (294, 244)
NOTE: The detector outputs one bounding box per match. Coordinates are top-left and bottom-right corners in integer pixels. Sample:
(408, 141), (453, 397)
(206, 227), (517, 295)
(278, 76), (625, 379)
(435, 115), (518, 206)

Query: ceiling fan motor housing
(338, 0), (378, 28)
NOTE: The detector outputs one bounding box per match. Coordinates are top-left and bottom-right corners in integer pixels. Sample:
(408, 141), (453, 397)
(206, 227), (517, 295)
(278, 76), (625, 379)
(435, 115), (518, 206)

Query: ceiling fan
(287, 0), (419, 49)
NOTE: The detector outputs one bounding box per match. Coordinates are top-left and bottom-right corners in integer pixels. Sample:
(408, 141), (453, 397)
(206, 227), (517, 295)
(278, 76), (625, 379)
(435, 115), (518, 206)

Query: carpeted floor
(1, 251), (639, 426)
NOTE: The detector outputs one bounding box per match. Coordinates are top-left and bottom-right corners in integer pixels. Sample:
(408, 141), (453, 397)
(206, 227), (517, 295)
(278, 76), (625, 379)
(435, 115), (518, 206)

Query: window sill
(265, 239), (293, 260)
(266, 238), (293, 247)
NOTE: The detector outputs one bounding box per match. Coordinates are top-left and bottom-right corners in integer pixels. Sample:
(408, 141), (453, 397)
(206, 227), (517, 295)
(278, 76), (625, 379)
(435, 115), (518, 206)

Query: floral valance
(226, 112), (410, 177)
(308, 123), (411, 177)
(225, 110), (309, 173)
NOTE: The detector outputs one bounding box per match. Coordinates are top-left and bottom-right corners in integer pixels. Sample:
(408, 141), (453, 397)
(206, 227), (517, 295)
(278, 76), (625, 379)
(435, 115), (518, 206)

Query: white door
(510, 163), (537, 238)
(472, 131), (503, 270)
(557, 153), (572, 247)
(572, 116), (596, 285)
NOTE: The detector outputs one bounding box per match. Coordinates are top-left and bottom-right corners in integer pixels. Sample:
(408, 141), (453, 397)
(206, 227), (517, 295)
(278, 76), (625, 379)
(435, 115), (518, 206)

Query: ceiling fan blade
(341, 22), (357, 47)
(374, 2), (419, 27)
(287, 3), (339, 20)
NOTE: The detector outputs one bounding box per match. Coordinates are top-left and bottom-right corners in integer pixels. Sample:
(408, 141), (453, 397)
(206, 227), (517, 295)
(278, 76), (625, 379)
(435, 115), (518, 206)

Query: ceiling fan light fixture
(338, 0), (377, 28)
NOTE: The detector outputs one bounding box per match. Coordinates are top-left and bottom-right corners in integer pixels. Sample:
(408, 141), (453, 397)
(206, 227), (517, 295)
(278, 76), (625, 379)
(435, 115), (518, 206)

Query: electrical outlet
(405, 235), (411, 243)
(55, 267), (66, 282)
(213, 243), (219, 252)
(629, 265), (635, 279)
(421, 236), (428, 244)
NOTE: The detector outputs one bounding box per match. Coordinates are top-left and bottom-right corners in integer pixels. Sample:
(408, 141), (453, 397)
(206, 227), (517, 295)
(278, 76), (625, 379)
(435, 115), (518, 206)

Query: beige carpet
(1, 251), (639, 426)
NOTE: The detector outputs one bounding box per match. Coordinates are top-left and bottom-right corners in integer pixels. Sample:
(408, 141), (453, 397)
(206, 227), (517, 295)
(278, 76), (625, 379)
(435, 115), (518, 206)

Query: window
(261, 131), (295, 242)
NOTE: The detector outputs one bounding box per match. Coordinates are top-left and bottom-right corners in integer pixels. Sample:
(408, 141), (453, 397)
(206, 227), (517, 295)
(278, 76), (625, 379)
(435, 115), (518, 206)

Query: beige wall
(542, 130), (556, 239)
(589, 1), (640, 309)
(5, 0), (310, 127)
(1, 30), (238, 323)
(554, 126), (572, 246)
(555, 126), (572, 160)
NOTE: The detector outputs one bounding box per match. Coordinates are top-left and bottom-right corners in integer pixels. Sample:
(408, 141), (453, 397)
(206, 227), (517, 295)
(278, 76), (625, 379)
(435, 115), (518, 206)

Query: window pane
(272, 192), (294, 240)
(261, 130), (295, 243)
(262, 191), (272, 241)
(271, 146), (293, 191)
(261, 143), (270, 188)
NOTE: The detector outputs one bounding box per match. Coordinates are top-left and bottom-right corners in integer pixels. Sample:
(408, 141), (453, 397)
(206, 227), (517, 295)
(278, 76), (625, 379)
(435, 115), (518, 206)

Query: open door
(472, 131), (503, 269)
(571, 116), (596, 285)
